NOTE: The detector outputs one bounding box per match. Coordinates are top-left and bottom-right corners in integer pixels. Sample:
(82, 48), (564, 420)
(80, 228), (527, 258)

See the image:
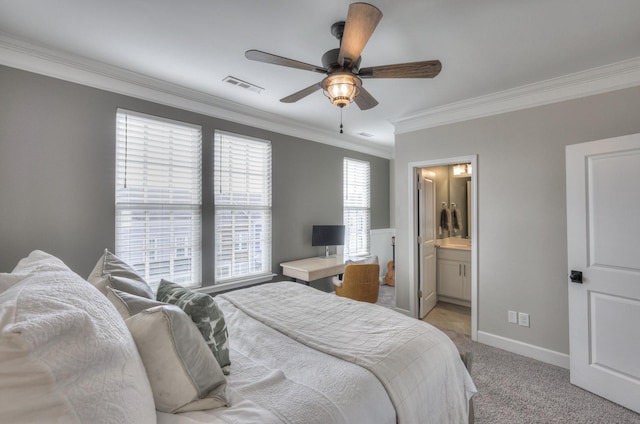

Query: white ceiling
(1, 0), (640, 157)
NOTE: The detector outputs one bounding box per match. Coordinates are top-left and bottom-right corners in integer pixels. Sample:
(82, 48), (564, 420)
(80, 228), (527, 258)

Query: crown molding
(4, 33), (638, 155)
(393, 56), (640, 134)
(0, 33), (393, 159)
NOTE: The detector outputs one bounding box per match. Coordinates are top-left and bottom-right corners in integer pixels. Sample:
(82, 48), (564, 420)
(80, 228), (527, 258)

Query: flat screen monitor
(312, 225), (345, 257)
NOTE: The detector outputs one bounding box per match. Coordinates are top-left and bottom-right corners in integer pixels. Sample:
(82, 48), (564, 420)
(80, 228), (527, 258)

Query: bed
(158, 282), (476, 424)
(0, 251), (476, 424)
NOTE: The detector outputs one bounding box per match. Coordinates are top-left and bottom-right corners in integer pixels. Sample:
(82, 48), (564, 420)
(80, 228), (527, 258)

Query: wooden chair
(334, 263), (380, 303)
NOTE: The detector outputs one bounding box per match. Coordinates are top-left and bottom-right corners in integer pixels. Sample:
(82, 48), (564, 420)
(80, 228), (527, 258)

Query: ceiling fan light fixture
(322, 73), (361, 108)
(246, 3), (440, 113)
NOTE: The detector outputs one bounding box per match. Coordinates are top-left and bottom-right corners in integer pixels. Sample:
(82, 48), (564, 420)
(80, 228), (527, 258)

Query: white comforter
(158, 282), (475, 424)
(157, 293), (395, 424)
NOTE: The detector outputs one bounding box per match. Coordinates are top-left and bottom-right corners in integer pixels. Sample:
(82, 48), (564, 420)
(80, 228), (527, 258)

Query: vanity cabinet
(437, 247), (471, 306)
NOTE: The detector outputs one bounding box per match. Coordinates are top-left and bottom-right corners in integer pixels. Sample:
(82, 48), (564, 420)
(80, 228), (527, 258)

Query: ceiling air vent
(358, 132), (375, 138)
(223, 76), (264, 94)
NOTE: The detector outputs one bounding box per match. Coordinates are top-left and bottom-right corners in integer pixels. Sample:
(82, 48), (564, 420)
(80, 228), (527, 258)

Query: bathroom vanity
(436, 239), (471, 307)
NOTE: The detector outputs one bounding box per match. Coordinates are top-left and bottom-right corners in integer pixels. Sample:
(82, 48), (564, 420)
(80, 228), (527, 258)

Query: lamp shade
(322, 73), (362, 108)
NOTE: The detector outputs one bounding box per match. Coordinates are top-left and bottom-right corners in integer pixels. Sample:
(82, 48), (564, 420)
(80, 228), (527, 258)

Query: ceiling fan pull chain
(340, 107), (344, 134)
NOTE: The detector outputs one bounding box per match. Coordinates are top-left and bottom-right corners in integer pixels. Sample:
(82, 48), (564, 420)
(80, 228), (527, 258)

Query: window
(343, 158), (370, 256)
(115, 110), (202, 291)
(214, 131), (272, 283)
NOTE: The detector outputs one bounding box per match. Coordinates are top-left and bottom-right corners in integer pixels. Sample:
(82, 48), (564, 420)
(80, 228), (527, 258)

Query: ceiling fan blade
(359, 60), (442, 78)
(338, 3), (383, 68)
(354, 86), (378, 110)
(245, 50), (327, 74)
(280, 83), (323, 103)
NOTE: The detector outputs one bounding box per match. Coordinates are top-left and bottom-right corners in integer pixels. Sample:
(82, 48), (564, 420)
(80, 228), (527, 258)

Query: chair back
(335, 263), (380, 303)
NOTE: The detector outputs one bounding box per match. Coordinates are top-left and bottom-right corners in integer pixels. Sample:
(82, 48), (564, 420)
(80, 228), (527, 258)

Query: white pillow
(126, 305), (228, 413)
(332, 274), (344, 287)
(88, 249), (154, 298)
(0, 272), (29, 294)
(346, 255), (378, 265)
(12, 249), (71, 274)
(333, 255), (379, 287)
(0, 251), (156, 424)
(2, 250), (78, 294)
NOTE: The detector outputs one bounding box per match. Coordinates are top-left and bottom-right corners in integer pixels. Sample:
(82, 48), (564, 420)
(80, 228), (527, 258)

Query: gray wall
(0, 65), (390, 289)
(394, 86), (640, 354)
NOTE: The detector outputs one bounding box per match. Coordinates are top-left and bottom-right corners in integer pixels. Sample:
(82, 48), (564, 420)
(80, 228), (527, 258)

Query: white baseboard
(477, 331), (570, 369)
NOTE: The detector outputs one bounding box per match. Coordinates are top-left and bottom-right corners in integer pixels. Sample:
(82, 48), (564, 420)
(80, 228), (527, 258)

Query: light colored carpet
(375, 285), (640, 423)
(445, 329), (640, 424)
(376, 283), (395, 309)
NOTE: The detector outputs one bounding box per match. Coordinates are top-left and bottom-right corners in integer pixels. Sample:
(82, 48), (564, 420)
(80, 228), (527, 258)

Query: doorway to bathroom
(408, 155), (477, 341)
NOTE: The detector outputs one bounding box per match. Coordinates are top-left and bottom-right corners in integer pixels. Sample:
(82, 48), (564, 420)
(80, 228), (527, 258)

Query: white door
(418, 175), (437, 318)
(566, 133), (640, 413)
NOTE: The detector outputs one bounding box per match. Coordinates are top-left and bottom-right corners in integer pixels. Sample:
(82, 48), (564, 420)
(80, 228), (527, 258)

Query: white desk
(280, 256), (346, 283)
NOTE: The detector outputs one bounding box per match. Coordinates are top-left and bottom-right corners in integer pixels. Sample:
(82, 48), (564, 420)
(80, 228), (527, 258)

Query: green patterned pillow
(156, 280), (230, 374)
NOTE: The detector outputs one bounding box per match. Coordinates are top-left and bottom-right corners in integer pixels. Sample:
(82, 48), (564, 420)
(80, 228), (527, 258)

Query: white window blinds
(115, 109), (202, 291)
(214, 131), (272, 283)
(344, 158), (371, 256)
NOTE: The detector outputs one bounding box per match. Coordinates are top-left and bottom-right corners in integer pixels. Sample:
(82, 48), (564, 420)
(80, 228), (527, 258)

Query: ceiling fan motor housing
(322, 48), (361, 73)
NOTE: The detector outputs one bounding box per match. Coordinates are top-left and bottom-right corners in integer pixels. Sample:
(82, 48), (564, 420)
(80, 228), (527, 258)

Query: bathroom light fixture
(453, 163), (472, 177)
(321, 73), (361, 108)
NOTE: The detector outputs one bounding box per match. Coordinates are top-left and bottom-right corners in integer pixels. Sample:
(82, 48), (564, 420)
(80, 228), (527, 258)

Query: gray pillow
(126, 305), (228, 413)
(157, 280), (230, 374)
(106, 287), (166, 319)
(88, 249), (154, 299)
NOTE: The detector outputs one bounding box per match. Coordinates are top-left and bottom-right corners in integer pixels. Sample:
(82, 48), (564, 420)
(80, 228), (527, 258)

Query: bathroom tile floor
(423, 301), (471, 337)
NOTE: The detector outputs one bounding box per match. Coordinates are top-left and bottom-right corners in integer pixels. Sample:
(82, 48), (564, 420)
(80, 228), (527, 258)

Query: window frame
(213, 130), (273, 285)
(343, 157), (371, 257)
(114, 109), (202, 291)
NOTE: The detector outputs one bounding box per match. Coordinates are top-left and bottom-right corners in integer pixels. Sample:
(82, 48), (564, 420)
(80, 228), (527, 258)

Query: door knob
(570, 270), (583, 284)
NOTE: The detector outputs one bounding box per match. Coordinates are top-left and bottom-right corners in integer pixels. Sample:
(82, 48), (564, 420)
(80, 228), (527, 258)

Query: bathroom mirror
(424, 164), (472, 240)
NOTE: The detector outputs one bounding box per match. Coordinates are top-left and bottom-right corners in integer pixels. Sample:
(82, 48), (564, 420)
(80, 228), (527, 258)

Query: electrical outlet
(518, 312), (530, 327)
(508, 310), (518, 324)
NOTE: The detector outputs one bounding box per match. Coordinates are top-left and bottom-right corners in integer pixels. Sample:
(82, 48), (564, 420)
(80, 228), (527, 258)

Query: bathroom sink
(438, 238), (471, 250)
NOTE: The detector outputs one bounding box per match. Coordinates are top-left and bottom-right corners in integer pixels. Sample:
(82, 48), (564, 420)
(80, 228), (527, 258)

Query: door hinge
(417, 235), (423, 244)
(418, 290), (423, 298)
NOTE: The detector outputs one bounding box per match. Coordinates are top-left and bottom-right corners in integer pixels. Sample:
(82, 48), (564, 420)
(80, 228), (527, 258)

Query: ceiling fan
(245, 2), (442, 111)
